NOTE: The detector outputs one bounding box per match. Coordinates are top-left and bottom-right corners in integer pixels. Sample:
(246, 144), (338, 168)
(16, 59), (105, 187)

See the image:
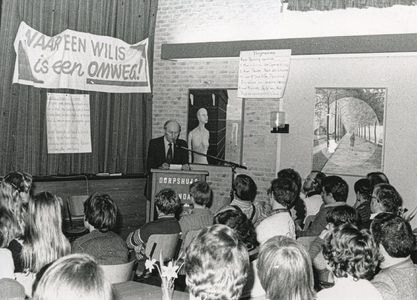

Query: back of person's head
(270, 177), (298, 208)
(214, 209), (258, 251)
(84, 193), (118, 231)
(0, 206), (20, 247)
(190, 181), (212, 207)
(184, 224), (249, 300)
(22, 192), (70, 272)
(257, 236), (315, 300)
(354, 178), (372, 201)
(233, 174), (257, 202)
(372, 183), (402, 214)
(32, 254), (112, 300)
(371, 213), (415, 258)
(0, 171), (33, 237)
(322, 176), (349, 202)
(277, 168), (302, 196)
(323, 223), (381, 280)
(367, 171), (390, 186)
(326, 205), (361, 227)
(155, 188), (180, 215)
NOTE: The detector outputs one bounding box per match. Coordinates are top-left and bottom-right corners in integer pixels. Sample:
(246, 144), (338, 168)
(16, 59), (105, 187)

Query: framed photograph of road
(313, 88), (386, 176)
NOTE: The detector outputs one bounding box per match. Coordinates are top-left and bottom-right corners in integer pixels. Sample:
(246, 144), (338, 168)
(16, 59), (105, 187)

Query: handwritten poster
(13, 21), (150, 93)
(238, 49), (291, 98)
(46, 93), (92, 154)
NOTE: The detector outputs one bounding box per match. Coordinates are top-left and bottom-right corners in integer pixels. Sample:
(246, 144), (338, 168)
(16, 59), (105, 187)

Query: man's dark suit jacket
(146, 136), (189, 172)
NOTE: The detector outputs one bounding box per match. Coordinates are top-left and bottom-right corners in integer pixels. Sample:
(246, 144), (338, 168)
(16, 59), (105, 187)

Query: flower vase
(161, 277), (174, 300)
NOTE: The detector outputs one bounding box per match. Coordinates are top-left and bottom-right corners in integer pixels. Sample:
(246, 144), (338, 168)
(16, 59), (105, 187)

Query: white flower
(161, 261), (179, 279)
(145, 258), (157, 272)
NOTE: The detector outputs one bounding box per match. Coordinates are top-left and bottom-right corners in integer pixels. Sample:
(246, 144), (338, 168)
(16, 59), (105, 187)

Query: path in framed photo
(313, 88), (385, 176)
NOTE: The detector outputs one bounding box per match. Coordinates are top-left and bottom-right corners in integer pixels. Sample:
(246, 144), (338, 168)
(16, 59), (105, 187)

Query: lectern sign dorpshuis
(146, 169), (209, 222)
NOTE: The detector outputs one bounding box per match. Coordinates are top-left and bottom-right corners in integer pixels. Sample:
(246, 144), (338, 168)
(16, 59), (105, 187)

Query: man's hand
(181, 164), (190, 171)
(160, 163), (170, 170)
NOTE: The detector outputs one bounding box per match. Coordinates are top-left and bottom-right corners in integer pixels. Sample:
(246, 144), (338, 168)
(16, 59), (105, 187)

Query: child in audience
(257, 236), (316, 300)
(297, 175), (348, 237)
(32, 253), (112, 300)
(256, 177), (297, 244)
(214, 209), (264, 299)
(367, 171), (390, 186)
(0, 207), (18, 279)
(317, 223), (382, 300)
(184, 224), (249, 300)
(71, 192), (129, 265)
(277, 168), (307, 229)
(126, 188), (181, 272)
(217, 174), (270, 228)
(371, 213), (417, 300)
(179, 181), (214, 242)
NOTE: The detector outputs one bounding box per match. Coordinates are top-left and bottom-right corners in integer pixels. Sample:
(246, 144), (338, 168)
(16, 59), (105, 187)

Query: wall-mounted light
(270, 111), (289, 133)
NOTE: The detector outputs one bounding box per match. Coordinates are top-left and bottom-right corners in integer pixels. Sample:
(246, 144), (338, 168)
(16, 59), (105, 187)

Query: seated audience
(256, 177), (297, 244)
(32, 253), (112, 300)
(302, 170), (327, 223)
(297, 175), (348, 237)
(353, 178), (373, 227)
(257, 236), (316, 300)
(184, 224), (249, 300)
(126, 188), (181, 271)
(217, 174), (270, 227)
(277, 168), (307, 229)
(71, 192), (129, 265)
(214, 209), (264, 299)
(179, 181), (214, 243)
(309, 205), (361, 290)
(364, 183), (402, 229)
(317, 223), (382, 300)
(371, 213), (417, 300)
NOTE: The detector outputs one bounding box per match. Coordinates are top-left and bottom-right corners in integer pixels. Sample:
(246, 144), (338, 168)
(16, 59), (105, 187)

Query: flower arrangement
(145, 252), (184, 298)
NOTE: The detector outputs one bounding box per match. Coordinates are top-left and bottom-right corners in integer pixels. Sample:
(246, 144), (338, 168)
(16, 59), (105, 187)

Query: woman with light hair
(256, 236), (316, 300)
(32, 253), (112, 300)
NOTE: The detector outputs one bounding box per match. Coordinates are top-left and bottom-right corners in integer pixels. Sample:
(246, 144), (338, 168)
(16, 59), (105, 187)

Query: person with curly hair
(317, 223), (383, 300)
(184, 224), (249, 300)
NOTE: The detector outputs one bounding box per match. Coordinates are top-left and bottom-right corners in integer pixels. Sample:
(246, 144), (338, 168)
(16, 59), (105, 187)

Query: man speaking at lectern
(147, 120), (190, 171)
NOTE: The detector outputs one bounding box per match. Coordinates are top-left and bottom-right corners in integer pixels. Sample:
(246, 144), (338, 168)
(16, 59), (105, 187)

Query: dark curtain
(0, 0), (157, 175)
(288, 0), (413, 11)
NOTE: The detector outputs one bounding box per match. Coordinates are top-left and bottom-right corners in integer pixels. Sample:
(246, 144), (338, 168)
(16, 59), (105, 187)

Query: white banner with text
(13, 22), (151, 93)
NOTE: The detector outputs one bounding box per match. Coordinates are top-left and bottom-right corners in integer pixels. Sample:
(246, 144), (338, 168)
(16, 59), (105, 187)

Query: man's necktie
(166, 143), (173, 163)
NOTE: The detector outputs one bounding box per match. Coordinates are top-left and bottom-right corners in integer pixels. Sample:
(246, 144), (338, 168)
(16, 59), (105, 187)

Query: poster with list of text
(238, 49), (291, 98)
(47, 93), (92, 153)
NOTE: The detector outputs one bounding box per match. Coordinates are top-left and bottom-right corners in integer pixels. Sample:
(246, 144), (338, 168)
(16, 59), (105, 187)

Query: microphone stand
(174, 142), (247, 200)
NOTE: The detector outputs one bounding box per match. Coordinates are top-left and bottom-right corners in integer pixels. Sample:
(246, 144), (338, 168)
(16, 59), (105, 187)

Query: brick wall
(152, 1), (283, 204)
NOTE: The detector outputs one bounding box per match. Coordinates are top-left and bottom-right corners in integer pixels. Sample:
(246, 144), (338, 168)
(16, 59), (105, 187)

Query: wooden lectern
(146, 169), (209, 222)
